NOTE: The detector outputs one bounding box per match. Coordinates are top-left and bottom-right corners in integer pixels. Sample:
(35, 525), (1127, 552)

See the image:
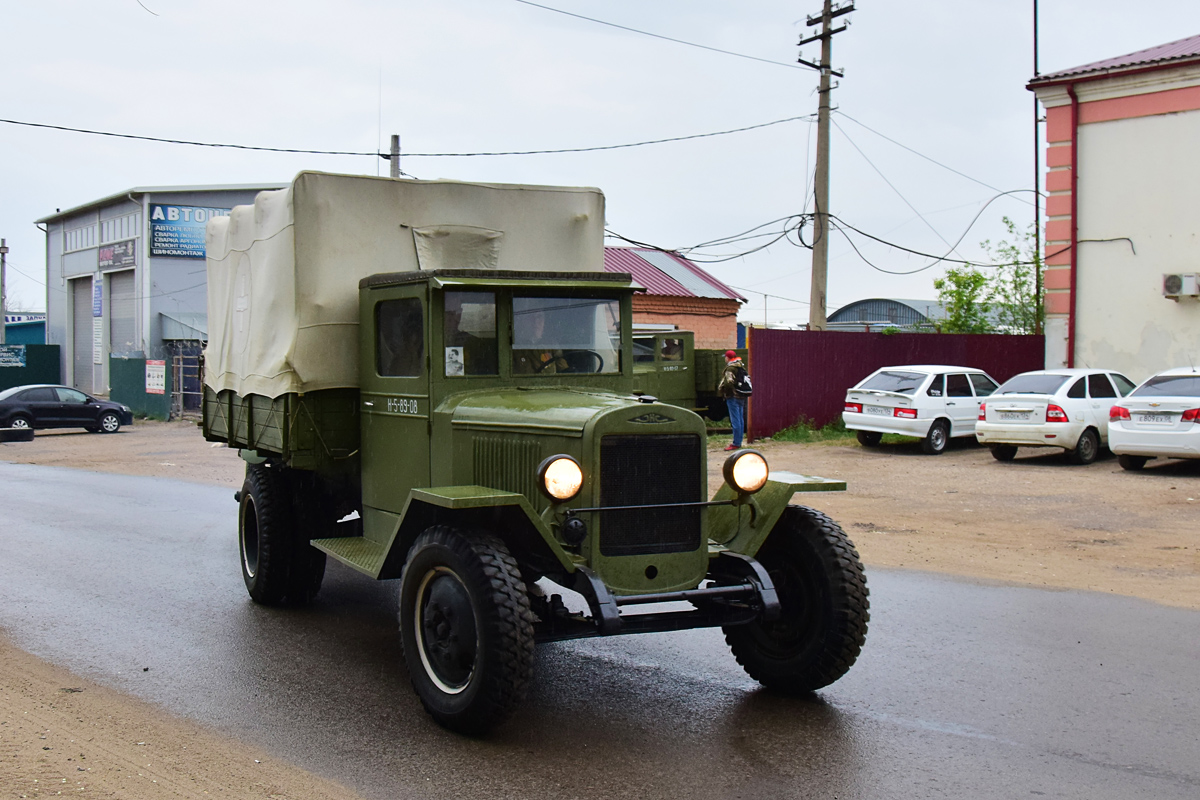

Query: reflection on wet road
(2, 462), (1198, 799)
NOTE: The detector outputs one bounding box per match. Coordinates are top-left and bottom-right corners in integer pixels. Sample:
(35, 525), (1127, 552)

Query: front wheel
(921, 419), (949, 455)
(1067, 427), (1099, 465)
(856, 430), (882, 447)
(1118, 454), (1148, 471)
(724, 506), (869, 692)
(98, 411), (121, 433)
(399, 526), (535, 735)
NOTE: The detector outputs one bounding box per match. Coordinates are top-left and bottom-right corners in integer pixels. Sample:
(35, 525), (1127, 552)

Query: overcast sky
(3, 1), (1200, 325)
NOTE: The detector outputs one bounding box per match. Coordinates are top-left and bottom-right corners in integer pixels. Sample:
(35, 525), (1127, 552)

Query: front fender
(707, 470), (846, 557)
(379, 485), (578, 579)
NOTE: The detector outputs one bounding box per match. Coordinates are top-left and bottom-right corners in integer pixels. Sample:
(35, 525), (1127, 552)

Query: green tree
(933, 266), (992, 333)
(981, 217), (1044, 335)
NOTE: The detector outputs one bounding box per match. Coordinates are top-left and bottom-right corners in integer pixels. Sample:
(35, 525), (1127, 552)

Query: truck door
(361, 292), (430, 515)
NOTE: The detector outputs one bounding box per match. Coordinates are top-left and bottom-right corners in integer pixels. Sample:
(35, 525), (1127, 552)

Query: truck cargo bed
(203, 387), (360, 471)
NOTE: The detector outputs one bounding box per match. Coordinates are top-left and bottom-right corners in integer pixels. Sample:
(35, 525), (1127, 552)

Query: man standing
(717, 349), (751, 451)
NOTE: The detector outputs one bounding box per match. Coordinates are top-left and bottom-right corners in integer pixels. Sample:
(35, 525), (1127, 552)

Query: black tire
(856, 430), (882, 447)
(990, 444), (1018, 462)
(98, 411), (121, 433)
(238, 464), (326, 606)
(8, 415), (32, 431)
(724, 506), (869, 693)
(921, 419), (950, 455)
(399, 526), (535, 735)
(1118, 454), (1148, 471)
(1067, 427), (1099, 465)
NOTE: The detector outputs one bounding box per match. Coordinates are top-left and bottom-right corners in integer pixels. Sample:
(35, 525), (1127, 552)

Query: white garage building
(38, 183), (283, 396)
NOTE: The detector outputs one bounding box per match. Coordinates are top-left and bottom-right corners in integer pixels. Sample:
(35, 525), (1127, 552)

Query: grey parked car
(0, 384), (133, 434)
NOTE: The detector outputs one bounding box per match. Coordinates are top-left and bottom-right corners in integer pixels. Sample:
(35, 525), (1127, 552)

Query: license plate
(1138, 413), (1171, 424)
(997, 411), (1029, 421)
(865, 405), (891, 416)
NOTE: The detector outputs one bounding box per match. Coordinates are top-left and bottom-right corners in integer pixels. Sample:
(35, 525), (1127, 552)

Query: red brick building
(603, 247), (744, 349)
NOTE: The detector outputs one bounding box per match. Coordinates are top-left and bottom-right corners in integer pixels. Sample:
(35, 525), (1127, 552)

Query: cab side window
(660, 338), (683, 362)
(633, 337), (656, 364)
(376, 298), (424, 377)
(444, 291), (497, 376)
(946, 374), (972, 397)
(1067, 378), (1086, 399)
(1088, 373), (1117, 398)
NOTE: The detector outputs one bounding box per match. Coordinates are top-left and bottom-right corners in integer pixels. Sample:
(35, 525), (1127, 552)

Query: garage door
(71, 277), (93, 394)
(109, 270), (137, 355)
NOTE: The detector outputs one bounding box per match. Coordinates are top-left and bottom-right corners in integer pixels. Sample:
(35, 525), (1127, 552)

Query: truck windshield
(512, 296), (621, 375)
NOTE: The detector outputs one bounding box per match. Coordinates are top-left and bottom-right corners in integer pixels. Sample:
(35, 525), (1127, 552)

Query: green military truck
(632, 328), (744, 420)
(202, 172), (868, 734)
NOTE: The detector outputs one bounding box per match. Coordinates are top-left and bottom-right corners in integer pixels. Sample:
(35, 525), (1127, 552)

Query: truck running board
(311, 536), (388, 577)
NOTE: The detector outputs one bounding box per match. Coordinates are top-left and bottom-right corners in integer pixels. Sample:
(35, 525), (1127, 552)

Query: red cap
(725, 350), (738, 359)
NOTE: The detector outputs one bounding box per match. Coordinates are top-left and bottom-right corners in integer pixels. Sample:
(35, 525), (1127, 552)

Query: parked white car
(1108, 367), (1200, 471)
(843, 365), (999, 455)
(974, 369), (1135, 464)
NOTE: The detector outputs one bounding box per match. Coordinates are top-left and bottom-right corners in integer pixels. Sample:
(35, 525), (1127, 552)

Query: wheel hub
(416, 569), (477, 692)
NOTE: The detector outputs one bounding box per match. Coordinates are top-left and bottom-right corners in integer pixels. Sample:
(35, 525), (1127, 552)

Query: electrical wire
(0, 115), (810, 159)
(510, 0), (807, 71)
(835, 110), (1038, 208)
(832, 117), (967, 261)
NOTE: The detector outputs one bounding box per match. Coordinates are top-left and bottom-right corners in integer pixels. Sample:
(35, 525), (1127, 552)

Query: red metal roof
(1031, 33), (1200, 85)
(603, 247), (745, 302)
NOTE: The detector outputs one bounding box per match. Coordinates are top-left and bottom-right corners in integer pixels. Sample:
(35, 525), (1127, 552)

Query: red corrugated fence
(746, 329), (1045, 437)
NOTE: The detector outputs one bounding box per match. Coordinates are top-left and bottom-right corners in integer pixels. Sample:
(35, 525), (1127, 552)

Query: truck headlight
(723, 450), (768, 495)
(537, 455), (583, 502)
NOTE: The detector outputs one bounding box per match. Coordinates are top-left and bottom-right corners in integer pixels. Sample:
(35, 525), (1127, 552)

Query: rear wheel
(1067, 427), (1099, 465)
(856, 430), (882, 447)
(724, 506), (869, 692)
(990, 444), (1018, 462)
(1118, 454), (1149, 471)
(238, 464), (326, 606)
(8, 415), (32, 430)
(399, 526), (535, 734)
(921, 419), (949, 455)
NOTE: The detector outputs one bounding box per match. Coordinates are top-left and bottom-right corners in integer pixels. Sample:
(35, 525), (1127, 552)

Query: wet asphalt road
(1, 462), (1198, 800)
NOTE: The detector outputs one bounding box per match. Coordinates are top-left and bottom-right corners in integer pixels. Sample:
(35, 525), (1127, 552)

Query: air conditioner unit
(1163, 273), (1199, 299)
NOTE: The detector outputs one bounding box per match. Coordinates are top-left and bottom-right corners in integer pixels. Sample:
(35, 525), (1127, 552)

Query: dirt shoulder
(1, 420), (1197, 799)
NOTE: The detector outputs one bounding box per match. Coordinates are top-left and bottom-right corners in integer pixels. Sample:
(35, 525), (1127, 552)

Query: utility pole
(799, 0), (853, 330)
(0, 238), (8, 345)
(390, 134), (401, 179)
(1033, 0), (1043, 335)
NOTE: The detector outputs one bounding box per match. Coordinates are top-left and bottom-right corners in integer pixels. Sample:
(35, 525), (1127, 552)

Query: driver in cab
(513, 307), (569, 375)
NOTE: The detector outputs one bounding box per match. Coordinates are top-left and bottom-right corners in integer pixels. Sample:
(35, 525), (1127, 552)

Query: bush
(770, 416), (856, 444)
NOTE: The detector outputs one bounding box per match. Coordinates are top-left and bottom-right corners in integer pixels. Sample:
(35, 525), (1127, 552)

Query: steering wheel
(563, 350), (604, 374)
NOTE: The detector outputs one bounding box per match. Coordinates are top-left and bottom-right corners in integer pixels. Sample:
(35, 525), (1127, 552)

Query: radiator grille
(473, 435), (540, 501)
(599, 434), (702, 556)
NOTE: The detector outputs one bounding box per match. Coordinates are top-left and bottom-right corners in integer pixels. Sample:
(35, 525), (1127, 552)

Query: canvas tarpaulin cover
(204, 171), (605, 398)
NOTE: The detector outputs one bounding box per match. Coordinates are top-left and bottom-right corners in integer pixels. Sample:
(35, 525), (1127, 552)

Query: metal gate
(71, 277), (93, 394)
(108, 270), (137, 355)
(170, 344), (204, 418)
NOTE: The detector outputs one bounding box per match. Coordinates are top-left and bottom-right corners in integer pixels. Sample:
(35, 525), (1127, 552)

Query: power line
(832, 117), (967, 261)
(510, 0), (807, 71)
(0, 115), (810, 159)
(835, 110), (1038, 207)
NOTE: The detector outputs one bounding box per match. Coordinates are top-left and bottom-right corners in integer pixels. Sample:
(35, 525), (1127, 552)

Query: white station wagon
(975, 369), (1135, 465)
(843, 365), (999, 455)
(1108, 367), (1200, 471)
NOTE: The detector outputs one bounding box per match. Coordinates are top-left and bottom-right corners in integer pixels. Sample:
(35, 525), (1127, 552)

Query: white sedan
(1108, 367), (1200, 471)
(974, 369), (1135, 464)
(843, 365), (999, 455)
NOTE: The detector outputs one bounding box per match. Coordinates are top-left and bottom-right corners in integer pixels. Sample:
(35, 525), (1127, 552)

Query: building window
(100, 213), (141, 244)
(64, 225), (97, 253)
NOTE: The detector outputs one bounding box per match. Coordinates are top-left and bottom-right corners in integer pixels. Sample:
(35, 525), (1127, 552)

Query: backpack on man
(733, 365), (753, 398)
